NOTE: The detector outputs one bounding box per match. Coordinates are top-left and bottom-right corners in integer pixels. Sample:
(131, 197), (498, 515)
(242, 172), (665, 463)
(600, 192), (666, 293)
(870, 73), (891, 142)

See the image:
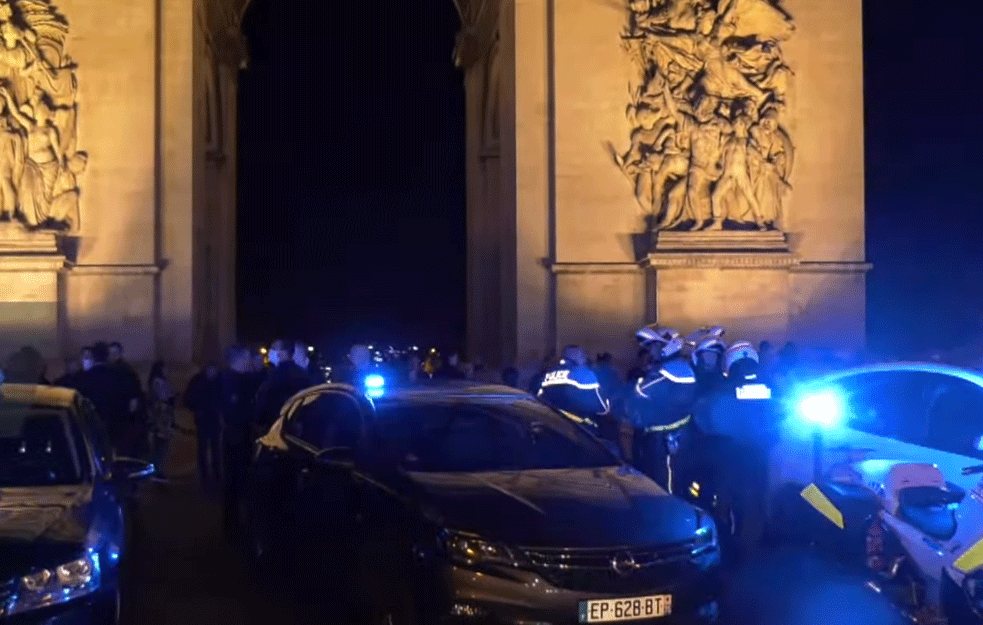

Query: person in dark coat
(253, 339), (311, 434)
(74, 342), (132, 454)
(184, 363), (224, 492)
(220, 346), (255, 537)
(54, 357), (82, 388)
(293, 341), (325, 386)
(107, 342), (146, 457)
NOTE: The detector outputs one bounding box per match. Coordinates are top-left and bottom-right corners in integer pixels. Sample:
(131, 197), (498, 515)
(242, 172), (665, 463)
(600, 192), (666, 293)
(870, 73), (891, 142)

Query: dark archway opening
(236, 0), (466, 357)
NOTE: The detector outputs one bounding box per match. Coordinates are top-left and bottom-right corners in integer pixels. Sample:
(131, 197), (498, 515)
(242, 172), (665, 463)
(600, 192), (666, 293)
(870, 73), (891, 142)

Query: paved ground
(127, 414), (909, 625)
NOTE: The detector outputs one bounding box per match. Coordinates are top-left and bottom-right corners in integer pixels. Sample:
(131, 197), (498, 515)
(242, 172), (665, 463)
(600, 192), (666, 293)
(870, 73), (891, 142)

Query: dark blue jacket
(535, 360), (610, 426)
(629, 358), (697, 431)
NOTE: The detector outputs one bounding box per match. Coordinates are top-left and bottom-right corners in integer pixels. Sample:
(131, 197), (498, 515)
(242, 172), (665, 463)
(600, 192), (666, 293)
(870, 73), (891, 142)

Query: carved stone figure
(711, 115), (763, 229)
(612, 0), (795, 231)
(0, 0), (84, 232)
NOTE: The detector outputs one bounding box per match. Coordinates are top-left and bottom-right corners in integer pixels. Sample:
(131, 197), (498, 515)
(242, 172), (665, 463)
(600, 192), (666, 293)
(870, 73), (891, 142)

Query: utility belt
(558, 410), (599, 431)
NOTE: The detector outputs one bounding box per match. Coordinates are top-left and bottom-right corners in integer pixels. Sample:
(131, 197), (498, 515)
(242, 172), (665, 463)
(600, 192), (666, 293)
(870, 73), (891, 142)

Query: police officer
(626, 325), (697, 494)
(693, 341), (781, 560)
(694, 340), (781, 446)
(691, 336), (727, 400)
(536, 345), (611, 436)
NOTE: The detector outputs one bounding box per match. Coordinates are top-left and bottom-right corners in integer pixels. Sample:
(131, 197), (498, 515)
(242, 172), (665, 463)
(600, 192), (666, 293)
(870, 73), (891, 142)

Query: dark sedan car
(243, 380), (721, 624)
(0, 384), (153, 624)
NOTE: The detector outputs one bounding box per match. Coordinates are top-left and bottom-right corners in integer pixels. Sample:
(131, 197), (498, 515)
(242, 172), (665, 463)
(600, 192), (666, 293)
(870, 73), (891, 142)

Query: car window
(372, 399), (617, 472)
(77, 397), (113, 472)
(285, 391), (362, 451)
(922, 375), (983, 459)
(0, 401), (89, 486)
(836, 371), (931, 444)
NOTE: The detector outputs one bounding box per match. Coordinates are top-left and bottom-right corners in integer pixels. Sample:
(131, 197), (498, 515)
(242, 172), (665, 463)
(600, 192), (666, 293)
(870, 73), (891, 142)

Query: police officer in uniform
(626, 325), (697, 494)
(536, 345), (611, 437)
(692, 341), (782, 560)
(691, 335), (727, 400)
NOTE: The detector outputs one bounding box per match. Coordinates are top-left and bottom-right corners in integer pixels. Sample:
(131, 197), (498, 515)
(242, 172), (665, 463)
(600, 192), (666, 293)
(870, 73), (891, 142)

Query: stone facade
(455, 0), (868, 369)
(0, 0), (248, 364)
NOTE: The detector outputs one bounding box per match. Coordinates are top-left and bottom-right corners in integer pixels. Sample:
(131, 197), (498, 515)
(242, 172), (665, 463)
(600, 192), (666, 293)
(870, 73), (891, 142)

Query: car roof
(286, 380), (533, 410)
(811, 361), (983, 389)
(374, 380), (534, 404)
(0, 384), (77, 408)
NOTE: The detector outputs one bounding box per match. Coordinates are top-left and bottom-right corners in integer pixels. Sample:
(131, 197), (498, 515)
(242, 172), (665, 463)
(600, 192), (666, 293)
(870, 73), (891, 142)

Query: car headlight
(694, 511), (717, 551)
(5, 552), (100, 616)
(439, 530), (522, 568)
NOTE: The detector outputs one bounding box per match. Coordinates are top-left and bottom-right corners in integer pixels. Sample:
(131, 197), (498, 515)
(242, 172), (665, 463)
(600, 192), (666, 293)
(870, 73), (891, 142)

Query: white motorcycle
(798, 455), (983, 623)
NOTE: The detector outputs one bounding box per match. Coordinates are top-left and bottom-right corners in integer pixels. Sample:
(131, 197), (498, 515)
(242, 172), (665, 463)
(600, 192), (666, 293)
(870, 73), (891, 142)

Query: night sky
(236, 0), (981, 359)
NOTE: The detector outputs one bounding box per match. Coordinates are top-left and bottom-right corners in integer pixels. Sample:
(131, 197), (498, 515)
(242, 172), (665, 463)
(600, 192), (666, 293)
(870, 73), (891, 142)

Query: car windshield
(0, 401), (87, 487)
(372, 399), (618, 472)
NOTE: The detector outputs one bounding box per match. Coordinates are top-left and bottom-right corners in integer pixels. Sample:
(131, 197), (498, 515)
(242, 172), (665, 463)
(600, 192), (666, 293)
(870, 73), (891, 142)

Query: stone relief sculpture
(0, 0), (84, 232)
(610, 0), (794, 231)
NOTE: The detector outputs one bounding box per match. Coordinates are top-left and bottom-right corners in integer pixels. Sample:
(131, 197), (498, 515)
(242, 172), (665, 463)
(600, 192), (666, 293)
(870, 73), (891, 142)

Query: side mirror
(315, 446), (355, 469)
(112, 457), (155, 481)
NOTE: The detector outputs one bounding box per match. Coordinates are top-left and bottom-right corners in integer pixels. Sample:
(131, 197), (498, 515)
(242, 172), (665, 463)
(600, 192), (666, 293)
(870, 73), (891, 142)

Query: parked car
(0, 383), (153, 624)
(766, 362), (983, 623)
(242, 379), (722, 624)
(769, 362), (983, 510)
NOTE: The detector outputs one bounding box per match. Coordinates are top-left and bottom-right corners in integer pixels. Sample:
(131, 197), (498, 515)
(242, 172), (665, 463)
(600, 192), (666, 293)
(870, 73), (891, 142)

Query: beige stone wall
(464, 0), (867, 366)
(555, 270), (647, 369)
(48, 0), (242, 365)
(159, 0), (196, 364)
(782, 0), (866, 263)
(59, 0), (157, 266)
(552, 0), (639, 264)
(656, 268), (792, 344)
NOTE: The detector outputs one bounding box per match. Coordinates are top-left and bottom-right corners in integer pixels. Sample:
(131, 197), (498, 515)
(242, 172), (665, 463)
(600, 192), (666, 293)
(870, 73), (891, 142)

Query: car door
(281, 387), (369, 574)
(918, 374), (983, 491)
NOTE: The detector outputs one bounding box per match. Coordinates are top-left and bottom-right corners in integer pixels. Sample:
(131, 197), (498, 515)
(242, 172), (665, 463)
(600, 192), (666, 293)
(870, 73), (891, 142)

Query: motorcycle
(795, 455), (983, 624)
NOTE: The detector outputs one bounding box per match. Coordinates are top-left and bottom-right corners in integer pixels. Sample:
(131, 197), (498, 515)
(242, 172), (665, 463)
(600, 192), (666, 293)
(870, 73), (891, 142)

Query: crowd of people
(0, 338), (327, 535)
(0, 331), (856, 535)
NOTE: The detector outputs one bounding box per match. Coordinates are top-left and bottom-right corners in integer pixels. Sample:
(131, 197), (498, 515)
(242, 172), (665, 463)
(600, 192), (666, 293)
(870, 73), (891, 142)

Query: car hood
(405, 466), (700, 548)
(0, 487), (93, 580)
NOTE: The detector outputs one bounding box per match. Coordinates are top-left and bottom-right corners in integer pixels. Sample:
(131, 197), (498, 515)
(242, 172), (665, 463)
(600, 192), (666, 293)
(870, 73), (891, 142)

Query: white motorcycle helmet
(723, 340), (759, 374)
(691, 336), (727, 367)
(684, 326), (726, 350)
(636, 324), (684, 359)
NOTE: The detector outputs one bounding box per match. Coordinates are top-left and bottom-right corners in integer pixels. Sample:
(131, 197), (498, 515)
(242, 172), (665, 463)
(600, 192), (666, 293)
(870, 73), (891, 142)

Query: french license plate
(578, 595), (672, 622)
(736, 384), (771, 400)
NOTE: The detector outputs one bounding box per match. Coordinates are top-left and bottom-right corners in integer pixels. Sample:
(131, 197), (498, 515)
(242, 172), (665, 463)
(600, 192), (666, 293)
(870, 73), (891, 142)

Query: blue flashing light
(796, 390), (845, 430)
(364, 373), (385, 398)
